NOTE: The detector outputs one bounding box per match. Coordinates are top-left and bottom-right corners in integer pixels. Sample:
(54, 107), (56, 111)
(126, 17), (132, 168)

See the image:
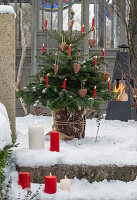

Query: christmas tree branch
(72, 29), (92, 44)
(43, 30), (62, 42)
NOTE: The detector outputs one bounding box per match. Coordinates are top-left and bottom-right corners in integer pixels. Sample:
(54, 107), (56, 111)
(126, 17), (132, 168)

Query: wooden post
(0, 6), (16, 134)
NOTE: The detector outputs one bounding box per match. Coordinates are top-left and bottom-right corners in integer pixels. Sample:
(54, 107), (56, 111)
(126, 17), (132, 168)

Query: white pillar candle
(28, 123), (45, 150)
(60, 176), (71, 192)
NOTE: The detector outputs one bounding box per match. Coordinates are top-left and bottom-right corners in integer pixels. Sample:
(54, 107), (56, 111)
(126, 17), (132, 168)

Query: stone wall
(17, 164), (137, 183)
(0, 10), (16, 133)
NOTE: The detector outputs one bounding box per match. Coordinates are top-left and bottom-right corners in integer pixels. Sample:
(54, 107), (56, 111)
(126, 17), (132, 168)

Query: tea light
(28, 122), (45, 150)
(60, 175), (71, 192)
(18, 172), (30, 189)
(45, 173), (57, 194)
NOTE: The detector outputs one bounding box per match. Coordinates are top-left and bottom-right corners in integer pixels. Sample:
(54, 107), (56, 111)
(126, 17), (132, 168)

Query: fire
(114, 82), (125, 101)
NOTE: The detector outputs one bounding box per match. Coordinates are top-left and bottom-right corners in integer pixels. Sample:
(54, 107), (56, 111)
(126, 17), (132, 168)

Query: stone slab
(16, 164), (137, 183)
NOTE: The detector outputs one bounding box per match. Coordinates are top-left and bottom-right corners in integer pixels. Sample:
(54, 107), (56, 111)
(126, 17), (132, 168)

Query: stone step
(16, 164), (137, 184)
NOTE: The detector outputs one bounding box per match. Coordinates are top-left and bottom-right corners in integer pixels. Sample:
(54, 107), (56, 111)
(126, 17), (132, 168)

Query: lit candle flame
(50, 172), (52, 176)
(108, 77), (110, 82)
(94, 86), (96, 90)
(96, 56), (97, 59)
(43, 43), (44, 46)
(47, 73), (50, 76)
(53, 127), (56, 131)
(65, 175), (67, 179)
(65, 78), (67, 81)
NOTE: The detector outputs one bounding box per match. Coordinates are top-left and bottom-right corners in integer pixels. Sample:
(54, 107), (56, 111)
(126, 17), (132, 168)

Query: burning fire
(114, 82), (125, 101)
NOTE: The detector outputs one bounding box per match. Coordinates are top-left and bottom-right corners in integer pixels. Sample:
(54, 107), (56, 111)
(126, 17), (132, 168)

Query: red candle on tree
(94, 86), (96, 99)
(46, 73), (49, 86)
(102, 48), (105, 57)
(81, 25), (84, 33)
(92, 17), (94, 27)
(95, 56), (97, 66)
(69, 44), (72, 56)
(42, 44), (45, 54)
(50, 130), (60, 152)
(45, 18), (47, 29)
(62, 79), (67, 90)
(18, 172), (30, 189)
(108, 78), (110, 91)
(45, 173), (57, 194)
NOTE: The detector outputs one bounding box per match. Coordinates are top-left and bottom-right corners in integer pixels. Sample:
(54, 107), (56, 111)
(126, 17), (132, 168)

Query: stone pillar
(82, 0), (89, 59)
(98, 0), (105, 48)
(58, 0), (63, 32)
(31, 0), (38, 75)
(0, 6), (16, 134)
(119, 0), (126, 45)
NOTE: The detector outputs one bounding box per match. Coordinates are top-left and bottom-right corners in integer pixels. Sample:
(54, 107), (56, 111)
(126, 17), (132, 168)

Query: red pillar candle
(95, 56), (97, 66)
(108, 78), (110, 91)
(42, 44), (45, 54)
(50, 131), (60, 152)
(46, 73), (49, 86)
(69, 44), (72, 56)
(62, 79), (67, 90)
(94, 86), (96, 99)
(81, 25), (84, 33)
(92, 17), (94, 27)
(102, 48), (105, 57)
(45, 19), (47, 29)
(45, 173), (57, 194)
(18, 172), (30, 189)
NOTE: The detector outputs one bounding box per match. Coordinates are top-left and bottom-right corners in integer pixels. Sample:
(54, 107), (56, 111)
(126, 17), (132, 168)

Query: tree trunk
(52, 108), (86, 139)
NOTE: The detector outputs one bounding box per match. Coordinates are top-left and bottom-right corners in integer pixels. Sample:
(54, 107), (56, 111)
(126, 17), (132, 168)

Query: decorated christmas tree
(17, 10), (113, 139)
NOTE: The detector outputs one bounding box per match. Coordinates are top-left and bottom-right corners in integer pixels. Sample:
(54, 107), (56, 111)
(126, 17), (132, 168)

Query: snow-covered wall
(0, 103), (12, 150)
(0, 5), (15, 16)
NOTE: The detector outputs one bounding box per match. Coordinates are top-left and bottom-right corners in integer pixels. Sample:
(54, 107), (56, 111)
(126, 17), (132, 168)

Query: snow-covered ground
(3, 171), (137, 200)
(14, 114), (137, 167)
(1, 113), (137, 199)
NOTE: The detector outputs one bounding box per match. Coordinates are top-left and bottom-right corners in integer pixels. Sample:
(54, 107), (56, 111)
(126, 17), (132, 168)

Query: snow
(1, 114), (137, 199)
(3, 171), (137, 200)
(14, 114), (137, 167)
(0, 102), (12, 150)
(0, 5), (16, 16)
